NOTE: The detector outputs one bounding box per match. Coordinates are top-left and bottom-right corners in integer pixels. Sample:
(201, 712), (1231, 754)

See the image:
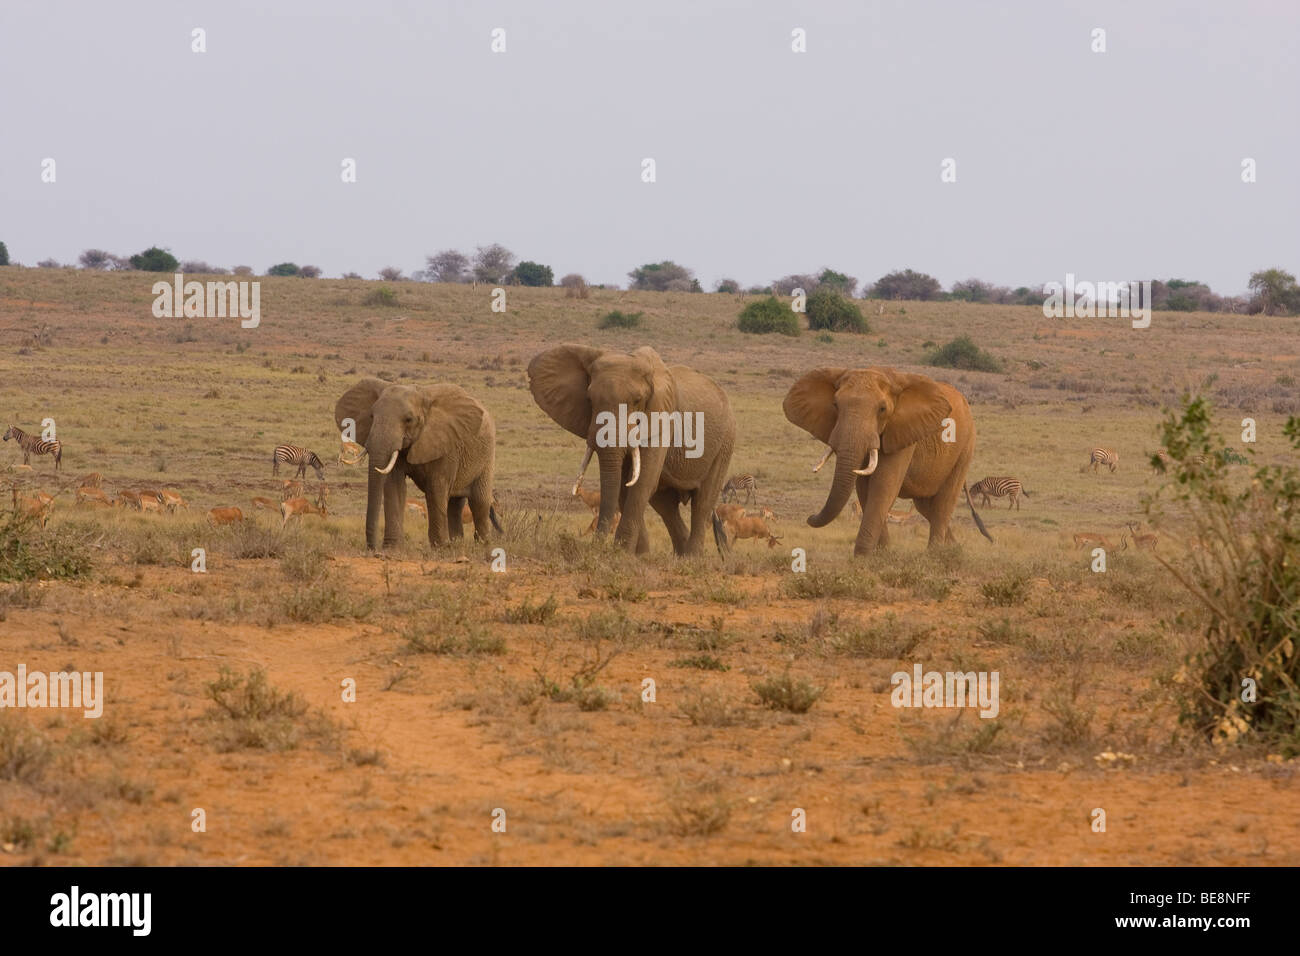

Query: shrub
(870, 268), (942, 301)
(628, 261), (695, 292)
(753, 671), (823, 713)
(806, 289), (868, 333)
(598, 310), (642, 329)
(714, 278), (740, 294)
(0, 512), (92, 582)
(267, 262), (300, 277)
(512, 261), (553, 286)
(0, 242), (8, 266)
(297, 265), (322, 278)
(129, 246), (179, 272)
(363, 286), (399, 307)
(925, 335), (1004, 373)
(738, 296), (800, 336)
(1147, 399), (1300, 753)
(561, 273), (589, 298)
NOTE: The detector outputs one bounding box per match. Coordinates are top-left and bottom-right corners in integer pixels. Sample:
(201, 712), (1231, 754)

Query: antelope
(76, 486), (111, 506)
(115, 490), (142, 510)
(573, 485), (620, 535)
(78, 471), (103, 488)
(159, 488), (188, 512)
(1073, 532), (1117, 550)
(338, 441), (366, 465)
(138, 494), (162, 514)
(407, 499), (427, 518)
(715, 503), (747, 523)
(207, 506), (244, 526)
(724, 515), (781, 548)
(887, 507), (917, 525)
(12, 490), (51, 528)
(281, 494), (328, 527)
(1123, 522), (1158, 551)
(281, 479), (304, 501)
(251, 496), (281, 513)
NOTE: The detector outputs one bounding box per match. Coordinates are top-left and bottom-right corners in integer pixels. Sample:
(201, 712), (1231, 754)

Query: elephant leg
(468, 480), (493, 542)
(853, 467), (905, 555)
(382, 472), (407, 549)
(649, 488), (689, 555)
(687, 446), (732, 556)
(423, 475), (450, 547)
(446, 496), (466, 540)
(636, 525), (650, 555)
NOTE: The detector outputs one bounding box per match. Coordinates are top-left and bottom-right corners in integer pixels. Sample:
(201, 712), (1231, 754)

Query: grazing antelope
(251, 496), (281, 513)
(3, 425), (61, 470)
(76, 486), (111, 507)
(78, 471), (103, 488)
(138, 494), (162, 514)
(115, 490), (142, 510)
(721, 474), (757, 505)
(280, 479), (305, 501)
(573, 485), (621, 535)
(159, 488), (188, 512)
(1123, 522), (1158, 551)
(1073, 532), (1117, 550)
(137, 487), (164, 505)
(886, 506), (917, 525)
(407, 499), (428, 519)
(1088, 447), (1119, 473)
(272, 443), (325, 480)
(969, 476), (1028, 510)
(758, 507), (776, 521)
(338, 441), (366, 465)
(724, 514), (781, 548)
(207, 506), (244, 526)
(280, 495), (328, 528)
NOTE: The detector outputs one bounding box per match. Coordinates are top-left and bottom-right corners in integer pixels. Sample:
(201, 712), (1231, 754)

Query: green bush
(128, 246), (179, 272)
(924, 335), (1004, 373)
(738, 296), (800, 336)
(806, 289), (868, 333)
(599, 310), (643, 329)
(512, 261), (553, 286)
(0, 242), (9, 266)
(363, 286), (399, 307)
(266, 262), (300, 277)
(0, 512), (92, 582)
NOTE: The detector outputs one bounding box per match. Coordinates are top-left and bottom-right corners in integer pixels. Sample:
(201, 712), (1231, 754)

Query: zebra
(722, 474), (757, 505)
(3, 425), (61, 470)
(272, 443), (324, 479)
(969, 476), (1028, 510)
(1088, 447), (1118, 473)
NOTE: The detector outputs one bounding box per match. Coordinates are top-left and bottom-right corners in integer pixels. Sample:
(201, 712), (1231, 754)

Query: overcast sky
(2, 0), (1296, 294)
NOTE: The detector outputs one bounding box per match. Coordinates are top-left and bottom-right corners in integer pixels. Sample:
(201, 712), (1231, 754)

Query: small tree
(298, 265), (322, 278)
(342, 271), (362, 280)
(37, 258), (63, 269)
(806, 290), (868, 333)
(738, 297), (800, 336)
(232, 265), (254, 276)
(817, 269), (858, 297)
(426, 250), (469, 283)
(628, 261), (695, 292)
(1248, 268), (1299, 316)
(561, 273), (589, 299)
(512, 261), (553, 287)
(79, 249), (113, 270)
(870, 269), (942, 301)
(267, 262), (300, 277)
(714, 278), (740, 294)
(473, 244), (516, 284)
(772, 274), (819, 296)
(130, 246), (180, 272)
(0, 242), (8, 266)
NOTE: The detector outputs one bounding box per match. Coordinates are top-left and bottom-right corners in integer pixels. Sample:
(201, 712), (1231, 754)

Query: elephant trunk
(808, 434), (871, 528)
(595, 446), (623, 535)
(364, 459), (385, 549)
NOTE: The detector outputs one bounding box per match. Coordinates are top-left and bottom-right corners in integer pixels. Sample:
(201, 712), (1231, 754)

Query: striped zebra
(271, 443), (325, 479)
(3, 425), (62, 470)
(722, 474), (757, 505)
(1088, 447), (1118, 473)
(969, 476), (1028, 510)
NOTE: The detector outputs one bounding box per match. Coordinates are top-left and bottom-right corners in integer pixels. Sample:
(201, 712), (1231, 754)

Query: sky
(2, 0), (1296, 294)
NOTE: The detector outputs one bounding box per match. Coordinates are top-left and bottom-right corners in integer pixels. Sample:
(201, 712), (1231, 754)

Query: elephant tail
(712, 510), (730, 556)
(489, 505), (503, 534)
(964, 483), (994, 543)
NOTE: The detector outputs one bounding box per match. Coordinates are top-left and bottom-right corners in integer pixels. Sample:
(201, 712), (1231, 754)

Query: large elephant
(783, 367), (991, 554)
(334, 379), (501, 549)
(528, 344), (735, 555)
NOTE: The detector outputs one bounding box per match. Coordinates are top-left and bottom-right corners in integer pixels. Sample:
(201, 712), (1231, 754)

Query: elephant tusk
(812, 446), (834, 473)
(626, 445), (641, 487)
(852, 448), (879, 476)
(375, 450), (399, 475)
(572, 445), (593, 495)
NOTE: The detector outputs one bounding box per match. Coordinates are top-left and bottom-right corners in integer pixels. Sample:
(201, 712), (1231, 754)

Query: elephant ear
(881, 371), (952, 453)
(783, 367), (846, 444)
(633, 346), (676, 414)
(334, 378), (388, 446)
(408, 385), (485, 465)
(528, 344), (603, 438)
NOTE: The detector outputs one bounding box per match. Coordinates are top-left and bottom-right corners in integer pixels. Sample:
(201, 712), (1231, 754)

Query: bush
(714, 278), (740, 294)
(363, 286), (399, 307)
(925, 335), (1004, 373)
(129, 246), (179, 272)
(560, 273), (589, 298)
(267, 263), (300, 277)
(1147, 399), (1300, 754)
(806, 289), (868, 333)
(738, 296), (800, 336)
(0, 512), (92, 582)
(870, 268), (942, 301)
(297, 265), (322, 278)
(599, 310), (643, 329)
(628, 261), (695, 292)
(0, 242), (8, 266)
(512, 261), (553, 287)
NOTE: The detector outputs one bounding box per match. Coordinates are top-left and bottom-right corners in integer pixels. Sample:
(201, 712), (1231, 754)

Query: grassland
(0, 267), (1296, 865)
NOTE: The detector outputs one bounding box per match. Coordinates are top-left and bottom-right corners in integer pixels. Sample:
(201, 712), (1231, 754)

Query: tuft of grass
(981, 572), (1030, 607)
(782, 568), (875, 600)
(925, 335), (1004, 373)
(0, 716), (55, 782)
(503, 594), (558, 624)
(598, 310), (643, 329)
(753, 671), (823, 713)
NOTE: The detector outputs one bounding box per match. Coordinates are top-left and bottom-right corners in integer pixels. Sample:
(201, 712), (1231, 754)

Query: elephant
(527, 344), (735, 555)
(783, 366), (992, 555)
(333, 379), (502, 550)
